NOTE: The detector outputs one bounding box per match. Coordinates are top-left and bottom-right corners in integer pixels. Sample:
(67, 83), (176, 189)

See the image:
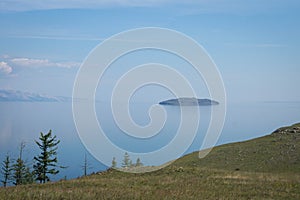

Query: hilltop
(1, 123), (299, 199)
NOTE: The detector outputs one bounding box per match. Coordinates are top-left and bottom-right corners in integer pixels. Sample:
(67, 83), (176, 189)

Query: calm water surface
(0, 101), (300, 180)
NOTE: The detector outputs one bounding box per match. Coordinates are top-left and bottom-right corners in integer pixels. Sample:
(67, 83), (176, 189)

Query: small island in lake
(159, 97), (219, 106)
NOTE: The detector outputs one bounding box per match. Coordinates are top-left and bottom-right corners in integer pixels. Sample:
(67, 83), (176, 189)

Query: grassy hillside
(1, 123), (300, 199)
(172, 123), (300, 173)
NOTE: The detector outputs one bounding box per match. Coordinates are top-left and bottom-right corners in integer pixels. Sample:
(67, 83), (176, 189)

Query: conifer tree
(12, 142), (27, 185)
(122, 152), (131, 168)
(1, 155), (12, 187)
(135, 158), (143, 167)
(33, 130), (60, 183)
(12, 158), (26, 185)
(111, 157), (117, 169)
(23, 166), (35, 184)
(81, 153), (92, 176)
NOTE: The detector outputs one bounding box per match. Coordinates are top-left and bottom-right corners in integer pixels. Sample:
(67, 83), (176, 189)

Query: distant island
(159, 97), (219, 106)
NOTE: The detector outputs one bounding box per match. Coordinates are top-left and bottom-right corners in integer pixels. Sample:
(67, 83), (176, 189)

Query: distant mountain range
(0, 89), (70, 102)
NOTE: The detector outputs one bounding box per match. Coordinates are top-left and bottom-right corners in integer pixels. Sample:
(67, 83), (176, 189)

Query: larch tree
(81, 153), (92, 176)
(12, 142), (27, 185)
(111, 157), (117, 169)
(1, 154), (12, 187)
(135, 158), (143, 167)
(122, 152), (132, 168)
(33, 130), (61, 183)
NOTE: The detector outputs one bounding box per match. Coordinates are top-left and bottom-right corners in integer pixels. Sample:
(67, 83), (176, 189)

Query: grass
(173, 123), (300, 173)
(1, 123), (300, 199)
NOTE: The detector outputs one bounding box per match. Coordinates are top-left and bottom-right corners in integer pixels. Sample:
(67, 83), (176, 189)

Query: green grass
(172, 123), (300, 173)
(1, 123), (300, 199)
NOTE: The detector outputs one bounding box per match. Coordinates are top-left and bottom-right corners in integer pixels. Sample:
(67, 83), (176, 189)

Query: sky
(0, 0), (300, 102)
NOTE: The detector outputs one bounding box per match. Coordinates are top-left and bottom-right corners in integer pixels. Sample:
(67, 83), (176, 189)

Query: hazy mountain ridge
(0, 89), (69, 102)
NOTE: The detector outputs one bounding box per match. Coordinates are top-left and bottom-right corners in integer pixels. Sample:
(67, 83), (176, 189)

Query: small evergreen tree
(33, 130), (61, 183)
(111, 157), (117, 169)
(12, 158), (26, 185)
(34, 162), (43, 183)
(23, 166), (35, 184)
(12, 142), (27, 185)
(122, 152), (131, 168)
(135, 158), (143, 167)
(1, 155), (12, 187)
(12, 142), (34, 185)
(81, 153), (92, 176)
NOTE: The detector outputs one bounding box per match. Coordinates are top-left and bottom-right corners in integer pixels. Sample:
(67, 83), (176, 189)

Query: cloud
(224, 43), (287, 48)
(0, 0), (175, 11)
(0, 0), (298, 13)
(0, 61), (12, 75)
(0, 56), (80, 77)
(10, 57), (80, 68)
(8, 35), (104, 41)
(251, 44), (287, 48)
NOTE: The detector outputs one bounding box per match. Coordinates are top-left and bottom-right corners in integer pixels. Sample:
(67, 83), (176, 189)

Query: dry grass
(1, 123), (300, 199)
(1, 167), (299, 200)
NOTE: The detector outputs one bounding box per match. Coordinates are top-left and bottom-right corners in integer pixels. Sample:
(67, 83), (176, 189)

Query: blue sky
(0, 0), (300, 102)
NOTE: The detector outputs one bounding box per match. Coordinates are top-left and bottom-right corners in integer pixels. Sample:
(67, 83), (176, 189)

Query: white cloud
(251, 44), (287, 48)
(224, 43), (287, 48)
(0, 0), (298, 12)
(1, 55), (10, 59)
(0, 0), (175, 11)
(8, 35), (104, 41)
(1, 0), (298, 14)
(0, 62), (12, 75)
(10, 57), (80, 68)
(0, 0), (261, 12)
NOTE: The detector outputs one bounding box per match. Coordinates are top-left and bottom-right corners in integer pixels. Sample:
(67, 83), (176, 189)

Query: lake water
(0, 101), (300, 181)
